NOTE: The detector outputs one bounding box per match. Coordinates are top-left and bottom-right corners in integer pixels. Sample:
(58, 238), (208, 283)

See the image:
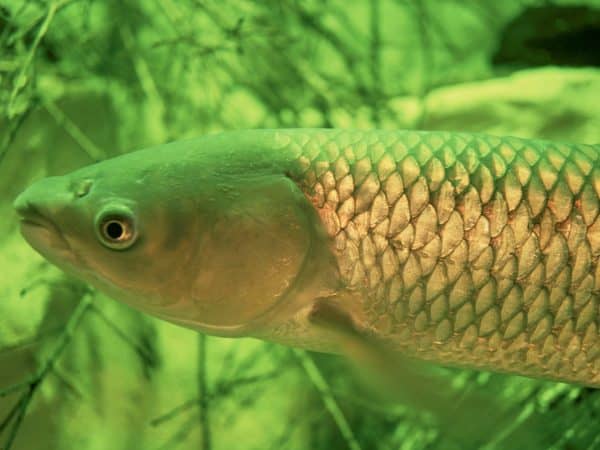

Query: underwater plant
(2, 1), (600, 450)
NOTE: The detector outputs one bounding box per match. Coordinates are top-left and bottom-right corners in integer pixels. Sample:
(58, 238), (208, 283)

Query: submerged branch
(150, 370), (282, 427)
(369, 0), (382, 125)
(156, 413), (199, 450)
(197, 334), (211, 450)
(407, 0), (433, 128)
(0, 294), (93, 450)
(44, 100), (106, 162)
(89, 303), (156, 367)
(0, 380), (31, 399)
(150, 398), (198, 428)
(50, 364), (86, 400)
(6, 0), (61, 118)
(0, 0), (75, 167)
(0, 102), (32, 167)
(292, 349), (363, 450)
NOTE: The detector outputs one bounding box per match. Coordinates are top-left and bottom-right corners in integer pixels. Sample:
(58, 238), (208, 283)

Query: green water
(1, 1), (600, 449)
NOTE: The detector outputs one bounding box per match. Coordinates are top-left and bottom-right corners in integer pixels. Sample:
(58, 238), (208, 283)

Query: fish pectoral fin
(308, 297), (448, 407)
(307, 298), (533, 447)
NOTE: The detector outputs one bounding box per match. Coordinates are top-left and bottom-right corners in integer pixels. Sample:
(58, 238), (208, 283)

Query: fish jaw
(14, 176), (80, 269)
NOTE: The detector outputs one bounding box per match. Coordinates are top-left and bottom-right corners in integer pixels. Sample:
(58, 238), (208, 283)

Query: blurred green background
(1, 1), (600, 449)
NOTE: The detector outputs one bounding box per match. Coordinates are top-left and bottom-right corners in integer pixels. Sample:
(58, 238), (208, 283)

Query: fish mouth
(17, 203), (55, 230)
(20, 216), (53, 230)
(16, 205), (73, 258)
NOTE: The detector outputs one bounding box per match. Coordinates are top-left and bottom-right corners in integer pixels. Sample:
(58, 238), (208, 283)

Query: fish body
(14, 129), (600, 387)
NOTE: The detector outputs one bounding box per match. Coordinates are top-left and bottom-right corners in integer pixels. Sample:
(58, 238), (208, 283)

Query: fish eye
(95, 207), (137, 250)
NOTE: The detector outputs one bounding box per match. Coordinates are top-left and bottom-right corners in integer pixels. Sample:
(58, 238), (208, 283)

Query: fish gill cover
(0, 1), (599, 450)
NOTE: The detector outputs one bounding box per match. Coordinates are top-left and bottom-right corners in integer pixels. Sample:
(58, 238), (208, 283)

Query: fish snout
(14, 176), (73, 224)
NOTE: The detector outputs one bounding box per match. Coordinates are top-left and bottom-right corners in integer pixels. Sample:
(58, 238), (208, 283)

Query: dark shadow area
(493, 5), (600, 68)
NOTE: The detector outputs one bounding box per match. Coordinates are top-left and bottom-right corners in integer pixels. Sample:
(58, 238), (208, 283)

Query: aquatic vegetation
(1, 1), (599, 450)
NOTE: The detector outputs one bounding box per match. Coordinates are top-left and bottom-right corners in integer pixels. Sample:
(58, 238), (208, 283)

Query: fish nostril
(74, 179), (93, 198)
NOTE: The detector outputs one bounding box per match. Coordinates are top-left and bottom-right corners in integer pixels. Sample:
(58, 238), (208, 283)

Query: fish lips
(16, 208), (76, 265)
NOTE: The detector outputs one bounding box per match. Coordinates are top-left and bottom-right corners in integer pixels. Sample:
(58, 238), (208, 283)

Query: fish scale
(277, 129), (600, 386)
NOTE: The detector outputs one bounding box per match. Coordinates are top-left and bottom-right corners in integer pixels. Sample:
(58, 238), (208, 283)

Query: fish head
(14, 140), (338, 337)
(13, 151), (200, 314)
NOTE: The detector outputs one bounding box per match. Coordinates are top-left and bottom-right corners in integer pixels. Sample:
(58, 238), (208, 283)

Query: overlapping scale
(282, 129), (600, 386)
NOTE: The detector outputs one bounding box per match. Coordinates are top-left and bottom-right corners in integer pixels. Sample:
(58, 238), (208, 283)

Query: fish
(13, 128), (600, 387)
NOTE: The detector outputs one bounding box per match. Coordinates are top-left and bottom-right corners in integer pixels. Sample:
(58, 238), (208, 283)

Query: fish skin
(270, 129), (600, 387)
(13, 128), (600, 387)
